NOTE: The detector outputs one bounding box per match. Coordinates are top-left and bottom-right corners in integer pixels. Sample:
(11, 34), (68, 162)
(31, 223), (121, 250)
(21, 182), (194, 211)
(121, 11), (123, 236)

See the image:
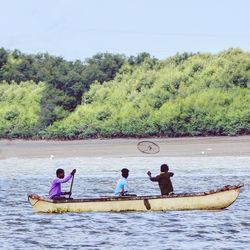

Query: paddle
(68, 171), (75, 199)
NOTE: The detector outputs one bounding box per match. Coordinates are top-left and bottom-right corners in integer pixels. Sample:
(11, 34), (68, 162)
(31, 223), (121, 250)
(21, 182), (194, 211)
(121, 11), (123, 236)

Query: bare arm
(147, 171), (160, 182)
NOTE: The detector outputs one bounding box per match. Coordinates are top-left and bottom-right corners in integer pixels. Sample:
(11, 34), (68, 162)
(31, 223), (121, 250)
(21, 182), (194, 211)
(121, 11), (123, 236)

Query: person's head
(56, 168), (65, 179)
(160, 164), (169, 173)
(121, 168), (129, 178)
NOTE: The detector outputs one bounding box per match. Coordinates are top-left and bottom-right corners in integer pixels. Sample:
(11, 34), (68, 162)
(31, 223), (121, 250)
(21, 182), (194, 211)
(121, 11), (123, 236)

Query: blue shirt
(114, 177), (128, 196)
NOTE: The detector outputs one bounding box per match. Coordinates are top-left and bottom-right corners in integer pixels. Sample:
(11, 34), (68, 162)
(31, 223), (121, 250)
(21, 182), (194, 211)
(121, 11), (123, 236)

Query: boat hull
(28, 185), (243, 213)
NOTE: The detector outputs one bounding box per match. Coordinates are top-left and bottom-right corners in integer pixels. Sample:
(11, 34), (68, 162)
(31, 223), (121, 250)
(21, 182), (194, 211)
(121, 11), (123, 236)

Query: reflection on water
(0, 156), (249, 249)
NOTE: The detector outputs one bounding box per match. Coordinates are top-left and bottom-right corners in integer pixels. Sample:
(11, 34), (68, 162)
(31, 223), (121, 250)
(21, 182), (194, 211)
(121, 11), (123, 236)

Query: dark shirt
(149, 172), (174, 195)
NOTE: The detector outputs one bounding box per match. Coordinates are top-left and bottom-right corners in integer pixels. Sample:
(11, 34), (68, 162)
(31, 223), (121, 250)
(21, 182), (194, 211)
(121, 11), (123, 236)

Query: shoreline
(1, 136), (250, 159)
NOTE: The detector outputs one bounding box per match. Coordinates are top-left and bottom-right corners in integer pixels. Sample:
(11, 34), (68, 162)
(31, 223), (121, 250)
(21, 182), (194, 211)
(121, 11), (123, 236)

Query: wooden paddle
(68, 173), (75, 199)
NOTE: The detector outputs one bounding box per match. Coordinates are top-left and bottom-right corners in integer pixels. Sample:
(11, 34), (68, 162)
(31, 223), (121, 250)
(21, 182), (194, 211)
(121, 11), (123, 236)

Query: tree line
(0, 48), (249, 139)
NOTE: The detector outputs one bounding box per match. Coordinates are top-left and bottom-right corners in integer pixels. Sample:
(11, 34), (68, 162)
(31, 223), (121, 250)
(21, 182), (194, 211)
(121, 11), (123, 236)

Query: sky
(1, 0), (250, 61)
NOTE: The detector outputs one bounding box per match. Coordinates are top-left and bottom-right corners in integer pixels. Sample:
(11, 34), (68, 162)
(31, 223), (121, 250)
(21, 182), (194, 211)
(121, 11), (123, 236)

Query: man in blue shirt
(114, 168), (129, 196)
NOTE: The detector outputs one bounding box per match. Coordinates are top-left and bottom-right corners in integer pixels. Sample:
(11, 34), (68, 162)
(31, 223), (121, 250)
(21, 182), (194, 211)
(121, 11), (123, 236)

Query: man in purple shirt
(49, 168), (76, 199)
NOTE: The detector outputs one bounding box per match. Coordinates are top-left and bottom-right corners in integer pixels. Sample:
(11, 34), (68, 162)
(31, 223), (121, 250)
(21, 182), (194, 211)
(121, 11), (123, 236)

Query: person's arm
(147, 171), (160, 182)
(61, 191), (72, 196)
(122, 181), (128, 195)
(169, 172), (174, 177)
(124, 182), (128, 192)
(54, 169), (76, 184)
(54, 174), (72, 184)
(115, 179), (123, 196)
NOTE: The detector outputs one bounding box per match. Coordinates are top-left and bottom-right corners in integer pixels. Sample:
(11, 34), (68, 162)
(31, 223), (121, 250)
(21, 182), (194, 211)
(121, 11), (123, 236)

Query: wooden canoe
(28, 184), (243, 213)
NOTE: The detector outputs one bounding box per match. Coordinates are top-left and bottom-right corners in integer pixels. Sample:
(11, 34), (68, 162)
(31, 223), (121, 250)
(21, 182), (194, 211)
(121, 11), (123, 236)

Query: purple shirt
(49, 174), (72, 199)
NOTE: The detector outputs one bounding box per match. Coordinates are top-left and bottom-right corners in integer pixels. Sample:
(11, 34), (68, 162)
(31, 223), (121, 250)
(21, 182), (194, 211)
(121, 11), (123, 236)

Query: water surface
(0, 156), (249, 249)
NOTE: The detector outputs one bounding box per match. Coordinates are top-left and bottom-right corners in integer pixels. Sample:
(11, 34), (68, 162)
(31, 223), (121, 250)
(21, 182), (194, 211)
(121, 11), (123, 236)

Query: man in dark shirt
(147, 164), (174, 195)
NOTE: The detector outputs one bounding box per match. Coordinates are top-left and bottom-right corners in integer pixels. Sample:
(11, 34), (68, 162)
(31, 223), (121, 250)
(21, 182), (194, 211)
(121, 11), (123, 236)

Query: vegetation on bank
(0, 48), (249, 139)
(0, 81), (45, 138)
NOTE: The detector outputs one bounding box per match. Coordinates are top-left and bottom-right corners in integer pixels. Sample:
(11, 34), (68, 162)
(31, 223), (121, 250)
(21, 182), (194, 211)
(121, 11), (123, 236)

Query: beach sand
(0, 136), (250, 159)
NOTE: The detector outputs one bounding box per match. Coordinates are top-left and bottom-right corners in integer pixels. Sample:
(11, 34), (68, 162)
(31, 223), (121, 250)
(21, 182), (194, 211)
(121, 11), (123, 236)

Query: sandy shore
(0, 136), (250, 159)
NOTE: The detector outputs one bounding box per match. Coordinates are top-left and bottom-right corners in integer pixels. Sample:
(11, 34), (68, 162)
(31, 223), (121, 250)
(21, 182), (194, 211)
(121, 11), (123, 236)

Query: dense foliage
(0, 48), (249, 139)
(0, 48), (126, 127)
(0, 81), (44, 138)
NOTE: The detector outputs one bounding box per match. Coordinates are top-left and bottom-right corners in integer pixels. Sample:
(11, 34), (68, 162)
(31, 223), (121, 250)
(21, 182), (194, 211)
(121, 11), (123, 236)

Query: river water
(0, 156), (249, 249)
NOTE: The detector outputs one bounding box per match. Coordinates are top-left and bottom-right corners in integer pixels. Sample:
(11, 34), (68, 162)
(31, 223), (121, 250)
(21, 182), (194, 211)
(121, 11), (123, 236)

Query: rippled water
(0, 156), (249, 249)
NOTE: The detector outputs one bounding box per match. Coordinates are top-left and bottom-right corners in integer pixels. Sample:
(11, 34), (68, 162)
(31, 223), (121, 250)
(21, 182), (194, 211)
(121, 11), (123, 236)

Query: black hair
(160, 164), (169, 172)
(121, 168), (129, 178)
(56, 168), (64, 176)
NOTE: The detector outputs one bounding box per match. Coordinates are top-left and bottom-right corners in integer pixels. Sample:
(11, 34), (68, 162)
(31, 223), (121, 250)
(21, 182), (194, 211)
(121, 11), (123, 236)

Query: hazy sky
(1, 0), (249, 61)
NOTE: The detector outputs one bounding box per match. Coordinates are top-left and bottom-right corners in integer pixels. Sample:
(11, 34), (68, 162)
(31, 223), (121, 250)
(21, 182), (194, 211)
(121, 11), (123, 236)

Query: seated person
(147, 164), (174, 195)
(114, 168), (130, 196)
(49, 168), (76, 199)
